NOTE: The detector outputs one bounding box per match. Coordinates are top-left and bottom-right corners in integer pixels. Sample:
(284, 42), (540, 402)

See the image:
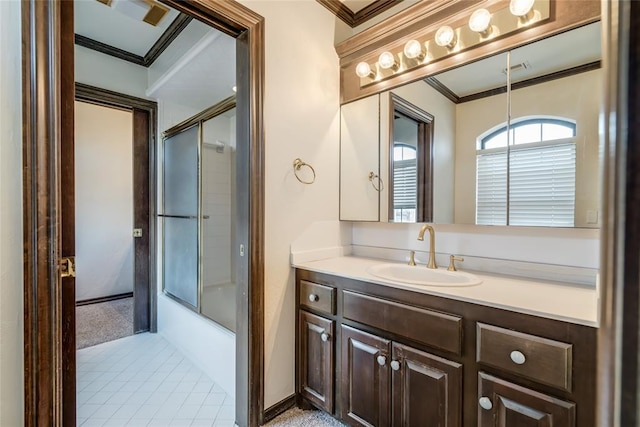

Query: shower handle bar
(157, 214), (210, 219)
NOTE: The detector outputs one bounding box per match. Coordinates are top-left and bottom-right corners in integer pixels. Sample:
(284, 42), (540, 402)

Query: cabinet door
(341, 325), (390, 426)
(391, 343), (462, 427)
(299, 311), (334, 412)
(478, 372), (575, 427)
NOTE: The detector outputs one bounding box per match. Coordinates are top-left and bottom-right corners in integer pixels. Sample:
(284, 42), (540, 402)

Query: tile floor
(77, 333), (235, 426)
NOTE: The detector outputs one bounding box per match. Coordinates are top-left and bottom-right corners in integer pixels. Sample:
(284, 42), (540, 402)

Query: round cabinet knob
(377, 355), (387, 366)
(510, 350), (526, 365)
(390, 360), (401, 371)
(308, 294), (319, 302)
(479, 396), (493, 410)
(320, 332), (329, 342)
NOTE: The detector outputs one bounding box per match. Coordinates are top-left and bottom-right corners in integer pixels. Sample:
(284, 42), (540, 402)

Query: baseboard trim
(263, 394), (297, 424)
(76, 292), (133, 307)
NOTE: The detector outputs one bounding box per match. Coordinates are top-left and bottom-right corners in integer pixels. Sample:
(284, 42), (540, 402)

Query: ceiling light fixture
(509, 0), (536, 23)
(403, 40), (426, 60)
(378, 51), (399, 71)
(355, 62), (376, 79)
(469, 8), (493, 37)
(435, 26), (457, 50)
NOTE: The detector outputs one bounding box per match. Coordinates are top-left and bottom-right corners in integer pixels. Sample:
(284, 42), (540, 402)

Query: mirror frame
(336, 0), (601, 105)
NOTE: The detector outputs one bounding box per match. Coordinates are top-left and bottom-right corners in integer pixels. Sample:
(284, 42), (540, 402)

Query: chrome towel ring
(293, 158), (316, 184)
(368, 171), (383, 192)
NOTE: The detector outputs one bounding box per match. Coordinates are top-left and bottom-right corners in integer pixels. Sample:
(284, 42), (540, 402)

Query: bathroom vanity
(294, 257), (597, 427)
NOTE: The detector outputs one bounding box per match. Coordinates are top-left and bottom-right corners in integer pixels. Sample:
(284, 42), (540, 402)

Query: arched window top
(478, 116), (576, 150)
(393, 143), (417, 161)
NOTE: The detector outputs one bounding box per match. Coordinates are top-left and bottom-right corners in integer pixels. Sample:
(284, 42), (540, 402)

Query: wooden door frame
(22, 1), (265, 426)
(75, 83), (158, 334)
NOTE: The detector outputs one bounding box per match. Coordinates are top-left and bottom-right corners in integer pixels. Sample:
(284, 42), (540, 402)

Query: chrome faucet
(417, 224), (437, 269)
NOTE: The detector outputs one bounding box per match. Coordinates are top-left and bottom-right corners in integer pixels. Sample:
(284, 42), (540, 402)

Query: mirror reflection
(340, 21), (602, 228)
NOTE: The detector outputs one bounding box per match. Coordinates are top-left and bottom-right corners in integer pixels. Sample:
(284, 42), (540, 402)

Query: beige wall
(240, 0), (341, 407)
(455, 69), (602, 227)
(75, 101), (134, 301)
(0, 0), (24, 424)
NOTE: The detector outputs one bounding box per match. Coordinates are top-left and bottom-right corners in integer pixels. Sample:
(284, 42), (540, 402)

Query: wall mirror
(339, 21), (602, 228)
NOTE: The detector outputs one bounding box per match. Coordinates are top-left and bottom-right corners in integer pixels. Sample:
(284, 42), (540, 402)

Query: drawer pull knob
(510, 350), (526, 365)
(320, 332), (329, 342)
(479, 397), (493, 410)
(377, 355), (387, 366)
(308, 294), (319, 302)
(390, 360), (401, 371)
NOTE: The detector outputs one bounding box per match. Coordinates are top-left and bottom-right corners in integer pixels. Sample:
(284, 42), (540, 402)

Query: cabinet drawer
(300, 280), (335, 315)
(343, 291), (462, 355)
(476, 323), (572, 392)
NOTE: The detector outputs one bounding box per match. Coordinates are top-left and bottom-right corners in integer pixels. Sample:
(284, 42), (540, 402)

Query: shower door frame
(22, 1), (265, 426)
(161, 97), (237, 317)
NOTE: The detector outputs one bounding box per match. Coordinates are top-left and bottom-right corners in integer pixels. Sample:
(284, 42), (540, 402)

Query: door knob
(320, 332), (329, 342)
(377, 355), (387, 366)
(308, 294), (319, 302)
(510, 350), (526, 365)
(479, 396), (493, 410)
(390, 360), (401, 371)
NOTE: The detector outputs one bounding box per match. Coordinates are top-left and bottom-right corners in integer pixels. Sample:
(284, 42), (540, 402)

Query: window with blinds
(476, 118), (576, 227)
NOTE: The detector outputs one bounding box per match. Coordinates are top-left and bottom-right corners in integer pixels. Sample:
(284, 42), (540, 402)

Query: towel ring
(368, 172), (383, 192)
(293, 158), (316, 184)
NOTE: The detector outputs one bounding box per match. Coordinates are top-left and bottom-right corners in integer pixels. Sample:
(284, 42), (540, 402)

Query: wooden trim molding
(74, 13), (193, 67)
(316, 0), (400, 28)
(76, 292), (134, 307)
(336, 0), (601, 104)
(22, 1), (74, 425)
(424, 60), (602, 104)
(263, 394), (296, 424)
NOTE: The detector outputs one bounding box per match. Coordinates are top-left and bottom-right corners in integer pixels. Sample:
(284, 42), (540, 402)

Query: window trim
(479, 117), (577, 150)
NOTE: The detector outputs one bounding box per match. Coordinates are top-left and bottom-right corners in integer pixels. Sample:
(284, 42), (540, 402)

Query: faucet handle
(408, 251), (416, 266)
(448, 255), (464, 271)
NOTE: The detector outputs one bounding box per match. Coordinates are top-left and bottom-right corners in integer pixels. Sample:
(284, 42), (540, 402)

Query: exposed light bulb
(469, 9), (492, 35)
(403, 40), (425, 60)
(378, 51), (398, 70)
(510, 0), (535, 20)
(355, 61), (374, 78)
(435, 26), (456, 49)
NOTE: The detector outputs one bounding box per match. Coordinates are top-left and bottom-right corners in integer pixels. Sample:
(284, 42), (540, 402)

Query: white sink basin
(367, 263), (482, 287)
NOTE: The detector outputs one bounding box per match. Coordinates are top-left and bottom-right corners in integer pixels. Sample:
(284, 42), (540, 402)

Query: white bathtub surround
(293, 256), (598, 327)
(158, 295), (235, 398)
(290, 220), (353, 264)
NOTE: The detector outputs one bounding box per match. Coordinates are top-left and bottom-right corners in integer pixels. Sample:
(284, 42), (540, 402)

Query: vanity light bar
(355, 0), (550, 84)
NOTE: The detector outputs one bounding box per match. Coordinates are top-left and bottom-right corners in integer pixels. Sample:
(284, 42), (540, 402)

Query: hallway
(76, 333), (234, 426)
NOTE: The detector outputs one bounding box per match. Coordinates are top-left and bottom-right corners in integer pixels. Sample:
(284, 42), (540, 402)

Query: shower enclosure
(160, 97), (237, 332)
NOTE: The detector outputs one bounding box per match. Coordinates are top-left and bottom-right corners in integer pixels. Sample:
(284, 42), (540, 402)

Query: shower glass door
(161, 125), (200, 309)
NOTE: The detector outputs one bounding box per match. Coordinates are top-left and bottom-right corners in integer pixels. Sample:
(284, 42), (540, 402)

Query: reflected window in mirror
(476, 117), (577, 227)
(389, 94), (434, 223)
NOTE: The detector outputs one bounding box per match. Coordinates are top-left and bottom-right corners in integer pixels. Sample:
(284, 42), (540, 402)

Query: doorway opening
(22, 0), (264, 425)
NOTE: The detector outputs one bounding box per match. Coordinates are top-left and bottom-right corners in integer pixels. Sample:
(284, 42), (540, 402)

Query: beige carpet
(76, 297), (133, 349)
(265, 408), (347, 427)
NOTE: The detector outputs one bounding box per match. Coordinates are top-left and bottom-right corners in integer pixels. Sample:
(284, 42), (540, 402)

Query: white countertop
(293, 256), (599, 327)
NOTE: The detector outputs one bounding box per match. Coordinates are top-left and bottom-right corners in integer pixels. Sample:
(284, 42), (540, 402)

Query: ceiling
(74, 0), (181, 57)
(433, 22), (602, 98)
(75, 0), (236, 114)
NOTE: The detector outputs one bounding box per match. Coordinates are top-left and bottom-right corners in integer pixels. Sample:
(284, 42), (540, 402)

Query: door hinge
(60, 256), (76, 278)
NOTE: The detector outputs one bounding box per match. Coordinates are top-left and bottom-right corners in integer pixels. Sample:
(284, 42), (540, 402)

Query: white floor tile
(77, 333), (234, 427)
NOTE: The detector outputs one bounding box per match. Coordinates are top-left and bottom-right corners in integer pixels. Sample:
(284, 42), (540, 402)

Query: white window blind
(393, 159), (417, 209)
(476, 151), (507, 225)
(509, 142), (575, 227)
(476, 141), (576, 226)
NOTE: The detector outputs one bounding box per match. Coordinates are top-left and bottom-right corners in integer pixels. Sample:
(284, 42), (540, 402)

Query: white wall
(0, 0), (24, 424)
(239, 0), (342, 408)
(75, 101), (134, 301)
(75, 45), (152, 100)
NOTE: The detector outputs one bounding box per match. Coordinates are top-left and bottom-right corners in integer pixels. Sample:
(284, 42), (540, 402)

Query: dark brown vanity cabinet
(295, 269), (597, 427)
(340, 325), (462, 427)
